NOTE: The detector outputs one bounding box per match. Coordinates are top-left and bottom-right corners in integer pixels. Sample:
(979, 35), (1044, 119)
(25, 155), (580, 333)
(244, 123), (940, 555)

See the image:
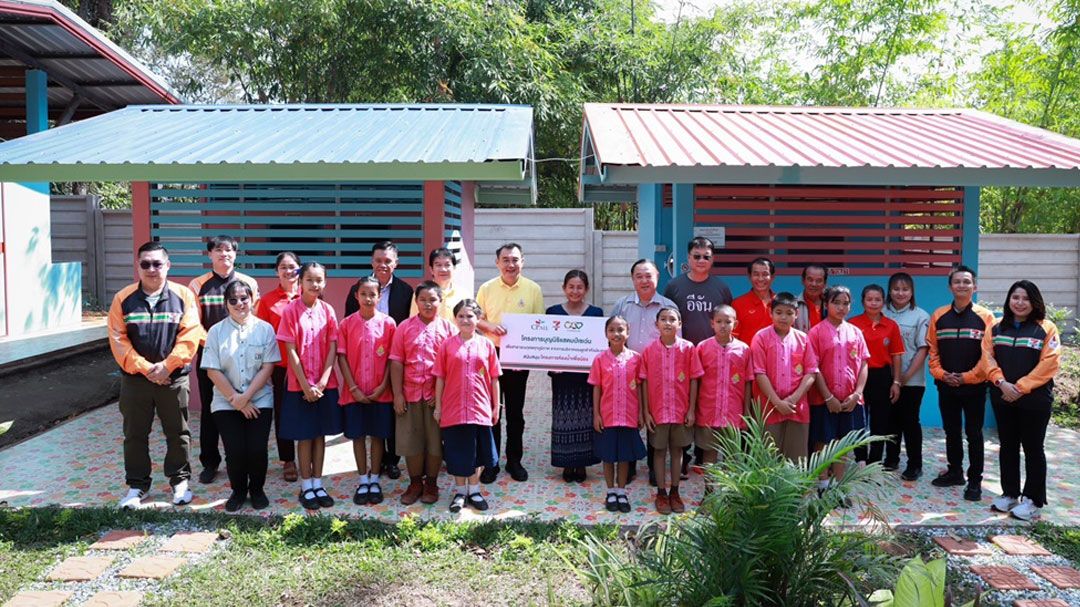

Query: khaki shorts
(765, 420), (809, 462)
(695, 426), (728, 453)
(396, 399), (442, 458)
(649, 423), (693, 450)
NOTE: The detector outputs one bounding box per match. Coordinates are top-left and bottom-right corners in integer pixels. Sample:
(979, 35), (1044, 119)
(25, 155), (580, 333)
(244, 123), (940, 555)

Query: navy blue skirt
(343, 402), (393, 439)
(593, 427), (647, 463)
(809, 403), (867, 445)
(442, 424), (497, 477)
(279, 389), (342, 440)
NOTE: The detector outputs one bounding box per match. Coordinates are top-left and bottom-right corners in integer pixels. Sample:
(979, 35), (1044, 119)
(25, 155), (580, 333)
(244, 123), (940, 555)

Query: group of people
(108, 234), (1059, 520)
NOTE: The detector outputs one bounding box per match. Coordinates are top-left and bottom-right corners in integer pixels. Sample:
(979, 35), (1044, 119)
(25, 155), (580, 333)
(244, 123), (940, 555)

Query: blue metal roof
(0, 104), (535, 185)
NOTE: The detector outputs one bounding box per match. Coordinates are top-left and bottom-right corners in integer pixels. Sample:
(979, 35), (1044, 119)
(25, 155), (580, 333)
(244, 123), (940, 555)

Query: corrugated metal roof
(0, 0), (180, 116)
(0, 104), (536, 187)
(579, 104), (1080, 191)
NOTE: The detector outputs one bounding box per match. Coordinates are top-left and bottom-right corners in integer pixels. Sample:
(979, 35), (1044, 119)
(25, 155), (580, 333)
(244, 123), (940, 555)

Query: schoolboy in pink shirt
(276, 262), (341, 511)
(390, 280), (456, 506)
(640, 306), (702, 514)
(751, 291), (819, 462)
(338, 276), (397, 506)
(434, 299), (501, 513)
(695, 305), (752, 476)
(808, 286), (869, 498)
(589, 315), (647, 514)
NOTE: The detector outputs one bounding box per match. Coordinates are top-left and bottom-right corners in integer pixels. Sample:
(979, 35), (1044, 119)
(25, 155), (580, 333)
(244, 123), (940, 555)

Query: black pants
(270, 367), (295, 463)
(885, 385), (924, 470)
(213, 408), (273, 496)
(993, 397), (1051, 507)
(493, 367), (529, 468)
(938, 385), (987, 483)
(865, 367), (894, 464)
(119, 374), (191, 491)
(195, 347), (221, 471)
(385, 408), (400, 468)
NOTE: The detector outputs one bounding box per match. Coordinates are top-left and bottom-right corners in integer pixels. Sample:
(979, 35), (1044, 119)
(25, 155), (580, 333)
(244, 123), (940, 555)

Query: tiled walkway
(2, 374), (1079, 527)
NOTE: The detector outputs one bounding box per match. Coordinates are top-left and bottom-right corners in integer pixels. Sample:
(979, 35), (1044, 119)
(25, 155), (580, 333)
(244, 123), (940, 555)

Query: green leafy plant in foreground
(867, 556), (978, 607)
(574, 407), (898, 606)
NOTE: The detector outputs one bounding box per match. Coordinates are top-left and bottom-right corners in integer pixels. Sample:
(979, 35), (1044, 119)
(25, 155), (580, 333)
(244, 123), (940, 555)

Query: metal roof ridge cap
(126, 102), (534, 111)
(590, 102), (968, 115)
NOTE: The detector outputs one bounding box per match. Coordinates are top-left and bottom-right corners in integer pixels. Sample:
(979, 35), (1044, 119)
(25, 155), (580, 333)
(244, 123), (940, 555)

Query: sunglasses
(139, 260), (165, 270)
(227, 297), (251, 305)
(692, 254), (713, 261)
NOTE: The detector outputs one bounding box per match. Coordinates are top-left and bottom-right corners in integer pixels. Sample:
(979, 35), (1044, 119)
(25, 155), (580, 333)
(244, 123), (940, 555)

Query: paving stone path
(3, 530), (222, 607)
(935, 533), (1080, 605)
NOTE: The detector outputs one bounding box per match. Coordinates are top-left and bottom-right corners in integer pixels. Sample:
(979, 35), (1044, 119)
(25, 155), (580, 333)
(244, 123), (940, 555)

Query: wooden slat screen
(687, 184), (964, 276)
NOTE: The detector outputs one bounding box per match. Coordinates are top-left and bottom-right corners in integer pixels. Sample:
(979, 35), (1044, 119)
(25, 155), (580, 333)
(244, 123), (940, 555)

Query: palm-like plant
(576, 405), (899, 606)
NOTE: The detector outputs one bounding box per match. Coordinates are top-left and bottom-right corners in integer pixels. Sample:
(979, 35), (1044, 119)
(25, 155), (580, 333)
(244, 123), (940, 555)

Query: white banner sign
(497, 313), (609, 372)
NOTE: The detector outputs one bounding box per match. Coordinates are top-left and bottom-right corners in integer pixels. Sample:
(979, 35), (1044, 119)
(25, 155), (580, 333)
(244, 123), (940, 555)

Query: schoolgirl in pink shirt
(338, 276), (397, 506)
(275, 262), (341, 511)
(808, 286), (869, 497)
(750, 292), (819, 462)
(695, 305), (752, 476)
(390, 281), (456, 506)
(589, 315), (647, 514)
(434, 299), (501, 513)
(640, 306), (702, 514)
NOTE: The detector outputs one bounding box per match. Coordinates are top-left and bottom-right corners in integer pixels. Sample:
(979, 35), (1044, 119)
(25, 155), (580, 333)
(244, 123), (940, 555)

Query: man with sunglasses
(188, 235), (260, 484)
(108, 242), (203, 509)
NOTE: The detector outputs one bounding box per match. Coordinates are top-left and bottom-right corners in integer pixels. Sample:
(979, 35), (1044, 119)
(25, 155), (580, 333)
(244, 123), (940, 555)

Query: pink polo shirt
(695, 337), (752, 429)
(807, 320), (870, 405)
(389, 315), (456, 403)
(639, 337), (703, 424)
(750, 327), (818, 425)
(276, 298), (339, 392)
(337, 311), (396, 405)
(433, 334), (501, 428)
(588, 349), (643, 429)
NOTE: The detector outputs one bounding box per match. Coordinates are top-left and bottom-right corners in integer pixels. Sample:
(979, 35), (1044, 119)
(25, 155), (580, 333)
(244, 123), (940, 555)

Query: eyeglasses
(139, 260), (164, 270)
(227, 297), (251, 305)
(692, 254), (713, 261)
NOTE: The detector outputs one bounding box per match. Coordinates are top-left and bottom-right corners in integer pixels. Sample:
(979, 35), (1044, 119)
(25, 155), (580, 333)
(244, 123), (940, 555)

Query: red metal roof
(579, 104), (1080, 191)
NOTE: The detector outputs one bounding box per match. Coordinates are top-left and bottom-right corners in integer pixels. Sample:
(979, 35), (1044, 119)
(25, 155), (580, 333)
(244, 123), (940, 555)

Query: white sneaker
(1010, 496), (1041, 521)
(172, 480), (192, 506)
(119, 488), (146, 510)
(990, 494), (1020, 513)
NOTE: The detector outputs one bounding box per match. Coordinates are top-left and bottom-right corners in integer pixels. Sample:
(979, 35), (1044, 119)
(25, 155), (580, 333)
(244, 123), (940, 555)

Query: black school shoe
(299, 489), (320, 510)
(198, 467), (218, 484)
(963, 483), (982, 502)
(224, 491), (245, 513)
(468, 492), (489, 511)
(901, 467), (922, 482)
(506, 463), (529, 482)
(368, 483), (384, 505)
(449, 493), (466, 513)
(250, 489), (270, 510)
(882, 461), (900, 472)
(480, 465), (500, 484)
(605, 492), (618, 512)
(382, 463), (401, 480)
(616, 494), (631, 513)
(931, 469), (966, 487)
(313, 487), (334, 508)
(353, 484), (370, 505)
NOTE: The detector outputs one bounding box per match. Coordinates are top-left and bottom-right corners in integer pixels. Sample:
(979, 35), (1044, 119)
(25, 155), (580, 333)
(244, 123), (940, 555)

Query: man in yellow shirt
(476, 242), (545, 483)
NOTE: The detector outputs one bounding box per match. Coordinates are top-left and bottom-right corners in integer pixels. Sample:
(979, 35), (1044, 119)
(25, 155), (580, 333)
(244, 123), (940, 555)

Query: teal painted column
(962, 186), (980, 273)
(25, 69), (48, 135)
(671, 183), (694, 278)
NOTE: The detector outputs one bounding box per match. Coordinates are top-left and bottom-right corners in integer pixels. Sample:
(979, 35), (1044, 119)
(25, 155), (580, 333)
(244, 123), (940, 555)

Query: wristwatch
(994, 378), (1006, 387)
(892, 380), (902, 386)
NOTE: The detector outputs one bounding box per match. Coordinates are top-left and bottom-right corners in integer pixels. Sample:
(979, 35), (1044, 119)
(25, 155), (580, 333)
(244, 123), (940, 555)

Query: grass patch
(1052, 343), (1080, 431)
(1031, 522), (1080, 566)
(0, 507), (606, 606)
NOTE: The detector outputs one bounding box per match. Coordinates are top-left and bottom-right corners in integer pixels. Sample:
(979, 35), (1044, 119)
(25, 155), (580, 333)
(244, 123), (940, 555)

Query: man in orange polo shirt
(795, 264), (828, 333)
(731, 257), (775, 343)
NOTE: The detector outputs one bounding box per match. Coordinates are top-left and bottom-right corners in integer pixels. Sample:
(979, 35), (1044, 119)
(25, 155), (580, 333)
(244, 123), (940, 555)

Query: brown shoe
(420, 476), (439, 504)
(669, 487), (685, 513)
(655, 492), (672, 515)
(283, 461), (298, 483)
(400, 477), (424, 505)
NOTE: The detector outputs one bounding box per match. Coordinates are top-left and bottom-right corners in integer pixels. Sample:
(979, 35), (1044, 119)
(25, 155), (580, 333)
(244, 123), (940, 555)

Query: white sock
(312, 478), (323, 489)
(301, 478), (314, 491)
(455, 484), (466, 495)
(358, 473), (369, 484)
(817, 479), (830, 489)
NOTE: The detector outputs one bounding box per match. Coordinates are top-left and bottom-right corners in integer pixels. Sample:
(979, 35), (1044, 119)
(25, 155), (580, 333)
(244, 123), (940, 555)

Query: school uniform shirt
(639, 337), (704, 424)
(807, 320), (870, 403)
(848, 314), (904, 369)
(255, 285), (300, 368)
(695, 337), (752, 429)
(389, 315), (457, 402)
(200, 316), (281, 412)
(275, 298), (340, 392)
(985, 318), (1060, 407)
(588, 349), (644, 429)
(108, 281), (204, 378)
(927, 302), (995, 393)
(476, 275), (545, 348)
(188, 270), (260, 333)
(884, 304), (931, 387)
(795, 293), (823, 333)
(433, 334), (502, 427)
(731, 290), (774, 343)
(409, 282), (473, 323)
(337, 311), (397, 405)
(609, 291), (679, 354)
(750, 327), (819, 425)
